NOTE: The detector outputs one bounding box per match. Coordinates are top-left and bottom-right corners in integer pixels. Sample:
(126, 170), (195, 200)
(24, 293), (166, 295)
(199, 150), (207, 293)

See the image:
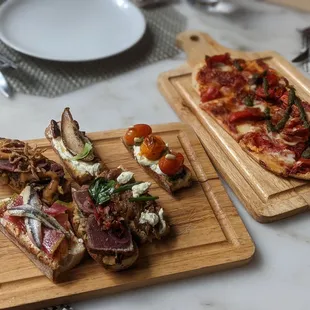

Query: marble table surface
(1, 1), (310, 309)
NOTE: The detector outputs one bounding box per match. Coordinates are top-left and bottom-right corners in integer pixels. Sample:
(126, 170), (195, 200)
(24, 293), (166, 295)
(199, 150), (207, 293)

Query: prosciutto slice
(42, 227), (65, 256)
(72, 189), (95, 215)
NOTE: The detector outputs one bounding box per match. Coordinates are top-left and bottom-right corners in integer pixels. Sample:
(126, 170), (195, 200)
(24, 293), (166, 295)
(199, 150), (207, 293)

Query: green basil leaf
(264, 107), (277, 132)
(88, 178), (116, 205)
(295, 97), (310, 129)
(288, 87), (296, 106)
(129, 196), (159, 202)
(72, 142), (93, 161)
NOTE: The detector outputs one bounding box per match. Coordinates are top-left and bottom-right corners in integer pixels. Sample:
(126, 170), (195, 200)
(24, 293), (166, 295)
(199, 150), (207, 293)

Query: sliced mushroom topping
(50, 120), (61, 138)
(61, 107), (94, 162)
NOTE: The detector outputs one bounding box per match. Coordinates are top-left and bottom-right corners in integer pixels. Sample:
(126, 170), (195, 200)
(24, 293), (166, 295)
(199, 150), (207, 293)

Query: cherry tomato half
(159, 152), (184, 176)
(124, 124), (152, 146)
(140, 135), (166, 160)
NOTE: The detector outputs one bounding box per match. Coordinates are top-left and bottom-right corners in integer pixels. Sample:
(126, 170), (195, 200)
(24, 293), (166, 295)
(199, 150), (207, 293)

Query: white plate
(0, 0), (146, 61)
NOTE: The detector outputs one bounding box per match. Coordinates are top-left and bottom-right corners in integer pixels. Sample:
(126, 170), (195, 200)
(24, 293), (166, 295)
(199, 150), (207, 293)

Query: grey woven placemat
(41, 305), (72, 310)
(0, 4), (186, 97)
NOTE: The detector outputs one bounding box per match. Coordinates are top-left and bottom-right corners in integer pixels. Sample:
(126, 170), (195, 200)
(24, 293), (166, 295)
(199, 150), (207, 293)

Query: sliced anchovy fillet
(25, 218), (42, 248)
(7, 204), (70, 239)
(20, 186), (31, 204)
(24, 186), (43, 249)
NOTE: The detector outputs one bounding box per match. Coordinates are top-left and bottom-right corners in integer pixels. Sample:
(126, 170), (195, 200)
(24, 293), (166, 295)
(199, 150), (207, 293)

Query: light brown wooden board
(0, 123), (254, 310)
(265, 0), (310, 12)
(158, 31), (310, 223)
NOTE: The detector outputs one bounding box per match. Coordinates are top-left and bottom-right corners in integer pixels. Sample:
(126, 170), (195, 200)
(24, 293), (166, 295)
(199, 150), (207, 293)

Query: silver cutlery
(0, 71), (13, 98)
(0, 54), (17, 69)
(0, 54), (16, 98)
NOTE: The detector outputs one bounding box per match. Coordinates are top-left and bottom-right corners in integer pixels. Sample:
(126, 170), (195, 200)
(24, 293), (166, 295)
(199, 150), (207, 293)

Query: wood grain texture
(0, 123), (254, 310)
(157, 31), (310, 222)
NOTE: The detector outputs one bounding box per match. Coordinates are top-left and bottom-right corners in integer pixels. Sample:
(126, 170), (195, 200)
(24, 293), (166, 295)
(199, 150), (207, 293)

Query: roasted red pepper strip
(201, 85), (221, 102)
(228, 108), (265, 123)
(266, 72), (278, 86)
(206, 53), (231, 67)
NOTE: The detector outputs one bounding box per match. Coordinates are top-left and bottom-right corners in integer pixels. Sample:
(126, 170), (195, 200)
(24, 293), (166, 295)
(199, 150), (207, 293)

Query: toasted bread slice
(45, 109), (106, 185)
(122, 138), (192, 194)
(70, 199), (139, 271)
(0, 198), (85, 282)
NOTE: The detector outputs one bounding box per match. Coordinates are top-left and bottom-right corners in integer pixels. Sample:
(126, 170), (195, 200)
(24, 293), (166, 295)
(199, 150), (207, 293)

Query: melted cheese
(253, 100), (266, 112)
(270, 151), (296, 165)
(268, 132), (299, 146)
(219, 65), (233, 72)
(236, 123), (257, 134)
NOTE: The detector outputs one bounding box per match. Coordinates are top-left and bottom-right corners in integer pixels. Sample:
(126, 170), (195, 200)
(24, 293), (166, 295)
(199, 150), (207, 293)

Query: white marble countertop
(1, 1), (310, 309)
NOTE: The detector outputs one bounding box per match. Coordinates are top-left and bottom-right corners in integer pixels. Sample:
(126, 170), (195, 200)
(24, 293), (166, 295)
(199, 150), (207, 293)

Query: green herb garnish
(275, 88), (295, 131)
(129, 196), (159, 202)
(88, 179), (144, 205)
(113, 182), (142, 193)
(263, 77), (269, 96)
(295, 97), (309, 129)
(233, 60), (243, 71)
(88, 179), (116, 205)
(264, 107), (277, 132)
(288, 87), (296, 106)
(275, 108), (292, 132)
(243, 95), (254, 107)
(72, 142), (93, 161)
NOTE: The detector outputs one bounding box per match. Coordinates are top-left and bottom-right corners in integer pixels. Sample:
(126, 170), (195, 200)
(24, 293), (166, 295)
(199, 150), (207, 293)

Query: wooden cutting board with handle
(158, 30), (310, 223)
(0, 123), (254, 310)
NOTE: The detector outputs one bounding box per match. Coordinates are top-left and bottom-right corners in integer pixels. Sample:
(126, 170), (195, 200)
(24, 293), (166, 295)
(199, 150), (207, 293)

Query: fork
(0, 54), (17, 98)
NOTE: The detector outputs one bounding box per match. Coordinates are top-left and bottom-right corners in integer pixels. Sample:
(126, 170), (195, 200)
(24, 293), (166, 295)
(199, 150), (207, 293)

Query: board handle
(176, 31), (229, 67)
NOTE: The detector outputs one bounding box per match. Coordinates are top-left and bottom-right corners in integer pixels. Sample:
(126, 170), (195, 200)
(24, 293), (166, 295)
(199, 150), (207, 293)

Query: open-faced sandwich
(0, 138), (71, 205)
(122, 124), (192, 194)
(71, 167), (169, 271)
(45, 108), (105, 185)
(0, 185), (85, 281)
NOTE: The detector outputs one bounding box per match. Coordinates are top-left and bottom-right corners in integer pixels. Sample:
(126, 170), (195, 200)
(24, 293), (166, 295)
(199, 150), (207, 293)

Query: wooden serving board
(158, 31), (310, 223)
(0, 123), (254, 310)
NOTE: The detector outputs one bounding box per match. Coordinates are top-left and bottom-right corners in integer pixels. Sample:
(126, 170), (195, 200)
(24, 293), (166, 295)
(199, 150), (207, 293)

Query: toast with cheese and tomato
(121, 124), (192, 194)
